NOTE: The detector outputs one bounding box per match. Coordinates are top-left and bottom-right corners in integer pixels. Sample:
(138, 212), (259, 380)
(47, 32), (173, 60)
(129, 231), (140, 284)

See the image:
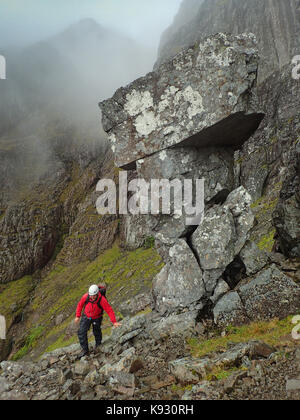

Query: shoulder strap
(82, 295), (90, 315)
(97, 294), (103, 312)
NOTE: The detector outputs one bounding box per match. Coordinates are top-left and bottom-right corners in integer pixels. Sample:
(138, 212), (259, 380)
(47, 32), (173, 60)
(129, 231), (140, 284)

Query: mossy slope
(9, 241), (163, 360)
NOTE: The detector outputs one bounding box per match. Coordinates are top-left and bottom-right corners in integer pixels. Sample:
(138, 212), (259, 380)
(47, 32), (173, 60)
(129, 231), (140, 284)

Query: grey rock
(192, 186), (254, 293)
(152, 239), (205, 315)
(99, 347), (136, 376)
(100, 33), (263, 170)
(58, 368), (73, 385)
(84, 370), (102, 386)
(169, 357), (212, 385)
(0, 201), (62, 284)
(41, 343), (81, 359)
(286, 379), (300, 392)
(239, 265), (300, 321)
(210, 279), (230, 305)
(171, 340), (274, 387)
(134, 146), (235, 244)
(147, 310), (199, 341)
(156, 0), (300, 84)
(74, 360), (90, 376)
(273, 155), (300, 257)
(108, 372), (135, 397)
(239, 241), (269, 276)
(182, 380), (222, 400)
(213, 291), (249, 327)
(0, 315), (6, 340)
(214, 265), (300, 327)
(0, 377), (11, 393)
(119, 293), (152, 318)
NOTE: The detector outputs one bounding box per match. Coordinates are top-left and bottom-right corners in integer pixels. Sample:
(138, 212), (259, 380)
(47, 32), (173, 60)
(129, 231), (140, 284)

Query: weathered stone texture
(100, 33), (263, 170)
(156, 0), (300, 83)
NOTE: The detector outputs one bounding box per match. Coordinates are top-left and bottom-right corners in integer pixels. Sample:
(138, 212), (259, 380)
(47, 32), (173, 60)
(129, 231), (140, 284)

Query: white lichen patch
(174, 86), (204, 119)
(135, 110), (159, 137)
(197, 38), (234, 68)
(124, 90), (154, 117)
(158, 86), (179, 113)
(159, 150), (168, 161)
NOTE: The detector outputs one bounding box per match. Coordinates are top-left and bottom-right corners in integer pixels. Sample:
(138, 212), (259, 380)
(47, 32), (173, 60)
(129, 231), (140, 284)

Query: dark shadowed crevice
(205, 189), (231, 210)
(196, 299), (214, 323)
(223, 256), (247, 289)
(183, 225), (201, 268)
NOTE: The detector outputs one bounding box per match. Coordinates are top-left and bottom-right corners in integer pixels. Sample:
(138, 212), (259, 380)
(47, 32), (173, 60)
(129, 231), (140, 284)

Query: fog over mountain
(0, 8), (179, 204)
(156, 0), (300, 82)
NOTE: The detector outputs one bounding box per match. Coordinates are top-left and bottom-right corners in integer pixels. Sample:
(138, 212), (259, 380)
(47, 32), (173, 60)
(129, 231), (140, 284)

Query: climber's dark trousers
(78, 315), (103, 353)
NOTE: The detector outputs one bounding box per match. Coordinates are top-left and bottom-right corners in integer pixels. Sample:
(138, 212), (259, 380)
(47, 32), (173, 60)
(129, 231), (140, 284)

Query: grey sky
(0, 0), (182, 48)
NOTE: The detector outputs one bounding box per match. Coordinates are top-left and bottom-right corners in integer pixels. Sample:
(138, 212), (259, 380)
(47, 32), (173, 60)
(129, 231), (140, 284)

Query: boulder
(169, 357), (212, 385)
(214, 265), (300, 327)
(238, 265), (300, 321)
(99, 348), (136, 376)
(192, 186), (254, 293)
(119, 293), (152, 318)
(134, 146), (234, 243)
(239, 241), (269, 276)
(108, 372), (136, 397)
(213, 291), (249, 327)
(100, 33), (263, 170)
(152, 239), (205, 315)
(147, 310), (199, 341)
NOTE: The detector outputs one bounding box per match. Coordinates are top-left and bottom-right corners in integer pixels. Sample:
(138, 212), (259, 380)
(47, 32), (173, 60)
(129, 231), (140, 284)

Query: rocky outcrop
(0, 198), (62, 284)
(191, 186), (255, 293)
(100, 31), (300, 324)
(169, 340), (275, 385)
(152, 239), (205, 316)
(1, 310), (299, 400)
(236, 62), (300, 255)
(273, 153), (300, 258)
(156, 0), (300, 83)
(100, 33), (263, 170)
(213, 265), (300, 327)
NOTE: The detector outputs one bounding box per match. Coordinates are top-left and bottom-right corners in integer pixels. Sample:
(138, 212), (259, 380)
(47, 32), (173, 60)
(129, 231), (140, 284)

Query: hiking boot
(93, 345), (101, 354)
(77, 350), (90, 360)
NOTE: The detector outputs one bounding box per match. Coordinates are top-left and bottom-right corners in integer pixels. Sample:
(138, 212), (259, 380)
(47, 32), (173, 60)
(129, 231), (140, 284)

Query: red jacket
(76, 293), (117, 323)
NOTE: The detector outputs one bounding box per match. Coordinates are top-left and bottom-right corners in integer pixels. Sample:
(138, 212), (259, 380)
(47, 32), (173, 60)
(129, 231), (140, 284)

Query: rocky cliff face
(0, 20), (162, 361)
(0, 3), (299, 398)
(156, 0), (300, 83)
(100, 32), (300, 326)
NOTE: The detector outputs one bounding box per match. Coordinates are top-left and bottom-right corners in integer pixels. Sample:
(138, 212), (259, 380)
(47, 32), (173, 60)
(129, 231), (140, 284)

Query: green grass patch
(0, 276), (35, 330)
(187, 316), (296, 359)
(257, 229), (276, 252)
(22, 241), (163, 358)
(205, 366), (243, 382)
(12, 326), (44, 361)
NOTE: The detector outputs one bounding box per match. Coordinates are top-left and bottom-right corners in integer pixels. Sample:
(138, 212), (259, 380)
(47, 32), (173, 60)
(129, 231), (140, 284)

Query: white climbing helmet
(89, 285), (99, 296)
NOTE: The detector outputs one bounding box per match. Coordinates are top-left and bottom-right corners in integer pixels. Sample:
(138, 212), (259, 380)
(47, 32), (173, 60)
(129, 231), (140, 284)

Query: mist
(0, 0), (182, 48)
(0, 1), (183, 204)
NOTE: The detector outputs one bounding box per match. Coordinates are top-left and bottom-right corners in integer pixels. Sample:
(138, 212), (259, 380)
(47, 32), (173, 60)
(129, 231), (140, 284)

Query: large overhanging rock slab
(99, 33), (264, 170)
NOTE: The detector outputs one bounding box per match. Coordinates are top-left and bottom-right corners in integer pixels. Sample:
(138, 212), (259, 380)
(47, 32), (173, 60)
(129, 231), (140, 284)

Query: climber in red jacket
(75, 284), (121, 358)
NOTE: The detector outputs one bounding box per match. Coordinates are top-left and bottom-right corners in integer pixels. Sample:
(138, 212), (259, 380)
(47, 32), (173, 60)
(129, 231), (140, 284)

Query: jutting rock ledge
(99, 32), (300, 324)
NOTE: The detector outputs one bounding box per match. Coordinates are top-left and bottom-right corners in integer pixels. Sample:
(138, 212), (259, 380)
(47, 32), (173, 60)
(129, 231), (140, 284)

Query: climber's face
(89, 294), (98, 302)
